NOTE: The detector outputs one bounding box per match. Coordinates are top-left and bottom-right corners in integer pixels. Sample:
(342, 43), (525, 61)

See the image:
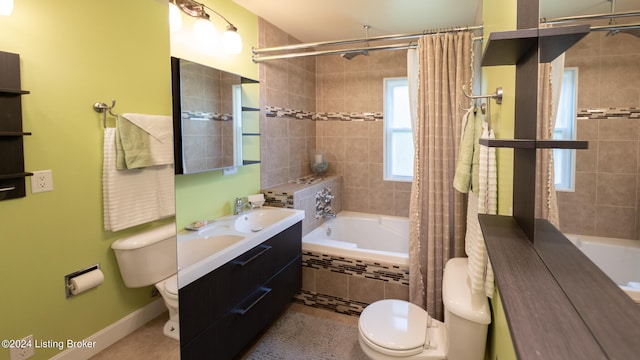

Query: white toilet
(111, 223), (180, 341)
(358, 258), (490, 360)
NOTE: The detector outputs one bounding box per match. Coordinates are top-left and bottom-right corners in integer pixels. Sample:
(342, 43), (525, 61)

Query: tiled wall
(558, 29), (640, 240)
(258, 18), (411, 217)
(180, 62), (237, 171)
(258, 18), (317, 188)
(262, 176), (343, 236)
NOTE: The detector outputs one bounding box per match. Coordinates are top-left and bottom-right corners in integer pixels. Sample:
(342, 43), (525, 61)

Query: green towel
(453, 109), (477, 193)
(115, 116), (152, 170)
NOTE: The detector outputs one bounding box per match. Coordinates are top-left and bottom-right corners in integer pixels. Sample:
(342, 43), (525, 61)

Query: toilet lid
(359, 299), (428, 356)
(164, 274), (178, 296)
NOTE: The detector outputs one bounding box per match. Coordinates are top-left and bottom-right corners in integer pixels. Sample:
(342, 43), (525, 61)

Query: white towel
(466, 122), (496, 298)
(103, 128), (175, 231)
(121, 113), (174, 165)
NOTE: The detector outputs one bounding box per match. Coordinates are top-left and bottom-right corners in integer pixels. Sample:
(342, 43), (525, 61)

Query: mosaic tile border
(265, 106), (383, 122)
(294, 290), (368, 316)
(263, 191), (294, 208)
(577, 107), (640, 120)
(182, 110), (233, 121)
(302, 251), (410, 286)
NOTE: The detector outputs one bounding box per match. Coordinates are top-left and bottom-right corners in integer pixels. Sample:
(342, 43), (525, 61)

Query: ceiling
(233, 0), (640, 44)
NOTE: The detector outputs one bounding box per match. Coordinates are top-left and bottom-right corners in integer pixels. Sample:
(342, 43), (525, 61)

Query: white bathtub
(302, 211), (409, 266)
(566, 234), (640, 303)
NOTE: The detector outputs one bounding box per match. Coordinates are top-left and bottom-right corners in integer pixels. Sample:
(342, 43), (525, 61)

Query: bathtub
(302, 211), (409, 265)
(566, 234), (640, 303)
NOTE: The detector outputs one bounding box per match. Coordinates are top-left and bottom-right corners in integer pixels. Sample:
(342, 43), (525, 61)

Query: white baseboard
(50, 299), (166, 360)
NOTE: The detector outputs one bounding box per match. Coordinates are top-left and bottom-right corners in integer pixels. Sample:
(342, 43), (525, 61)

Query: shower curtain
(536, 56), (563, 227)
(408, 31), (473, 320)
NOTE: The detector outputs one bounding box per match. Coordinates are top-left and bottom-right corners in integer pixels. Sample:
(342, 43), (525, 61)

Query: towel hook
(93, 99), (117, 128)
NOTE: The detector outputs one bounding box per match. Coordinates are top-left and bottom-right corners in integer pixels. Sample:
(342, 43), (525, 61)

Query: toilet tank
(442, 258), (491, 360)
(111, 223), (177, 288)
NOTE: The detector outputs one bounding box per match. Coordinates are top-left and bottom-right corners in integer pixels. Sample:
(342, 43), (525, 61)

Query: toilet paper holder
(64, 263), (102, 299)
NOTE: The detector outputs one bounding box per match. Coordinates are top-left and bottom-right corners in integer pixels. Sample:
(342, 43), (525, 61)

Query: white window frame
(553, 67), (578, 192)
(383, 77), (414, 182)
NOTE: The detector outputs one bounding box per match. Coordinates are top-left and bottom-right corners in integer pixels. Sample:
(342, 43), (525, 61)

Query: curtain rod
(252, 25), (483, 55)
(541, 10), (640, 24)
(590, 22), (640, 32)
(252, 36), (483, 63)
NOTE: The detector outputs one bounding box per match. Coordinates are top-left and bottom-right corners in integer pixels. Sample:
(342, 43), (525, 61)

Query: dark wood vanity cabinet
(179, 221), (302, 359)
(0, 51), (31, 201)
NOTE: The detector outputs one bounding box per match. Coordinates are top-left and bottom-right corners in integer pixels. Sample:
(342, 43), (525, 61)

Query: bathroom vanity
(178, 209), (303, 359)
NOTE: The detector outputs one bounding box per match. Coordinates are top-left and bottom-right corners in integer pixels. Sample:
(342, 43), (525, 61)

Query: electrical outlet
(9, 335), (35, 360)
(30, 170), (54, 193)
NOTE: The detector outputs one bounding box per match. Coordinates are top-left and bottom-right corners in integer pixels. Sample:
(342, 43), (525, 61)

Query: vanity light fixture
(168, 1), (183, 32)
(170, 0), (243, 54)
(0, 0), (14, 16)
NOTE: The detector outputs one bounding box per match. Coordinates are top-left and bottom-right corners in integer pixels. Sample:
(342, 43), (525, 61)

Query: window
(383, 78), (414, 181)
(553, 68), (578, 191)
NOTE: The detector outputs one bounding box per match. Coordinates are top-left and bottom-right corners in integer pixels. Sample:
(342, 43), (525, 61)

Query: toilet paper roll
(69, 269), (104, 295)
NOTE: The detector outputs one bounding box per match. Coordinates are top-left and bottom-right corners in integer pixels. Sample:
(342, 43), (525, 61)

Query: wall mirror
(171, 57), (259, 174)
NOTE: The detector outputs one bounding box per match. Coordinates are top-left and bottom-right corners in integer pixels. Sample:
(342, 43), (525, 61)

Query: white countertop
(176, 207), (305, 288)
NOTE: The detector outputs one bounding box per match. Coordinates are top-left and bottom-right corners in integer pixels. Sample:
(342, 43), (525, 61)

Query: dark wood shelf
(241, 106), (260, 112)
(481, 25), (589, 66)
(479, 214), (640, 359)
(0, 131), (32, 136)
(241, 133), (260, 136)
(242, 160), (260, 165)
(0, 88), (30, 95)
(479, 138), (588, 149)
(0, 172), (33, 180)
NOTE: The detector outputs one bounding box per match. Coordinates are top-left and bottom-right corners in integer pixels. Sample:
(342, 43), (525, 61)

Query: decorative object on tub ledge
(311, 149), (328, 176)
(102, 114), (175, 231)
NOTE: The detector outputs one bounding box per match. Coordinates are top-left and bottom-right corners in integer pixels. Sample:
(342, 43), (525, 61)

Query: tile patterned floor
(91, 303), (359, 359)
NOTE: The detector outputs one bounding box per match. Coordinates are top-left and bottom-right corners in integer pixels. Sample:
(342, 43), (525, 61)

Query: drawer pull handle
(0, 187), (16, 192)
(232, 287), (272, 315)
(233, 245), (272, 267)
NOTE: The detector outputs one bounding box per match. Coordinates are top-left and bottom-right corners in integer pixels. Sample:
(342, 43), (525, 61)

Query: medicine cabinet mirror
(171, 57), (259, 174)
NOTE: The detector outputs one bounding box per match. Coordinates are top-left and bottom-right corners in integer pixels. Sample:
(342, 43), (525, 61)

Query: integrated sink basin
(178, 235), (244, 268)
(234, 208), (295, 233)
(177, 206), (305, 287)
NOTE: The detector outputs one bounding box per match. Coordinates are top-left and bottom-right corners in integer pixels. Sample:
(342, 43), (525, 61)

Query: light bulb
(193, 17), (217, 46)
(0, 0), (14, 16)
(169, 2), (182, 32)
(223, 26), (243, 54)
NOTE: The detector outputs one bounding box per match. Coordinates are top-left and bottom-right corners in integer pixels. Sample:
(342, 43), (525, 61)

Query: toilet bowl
(155, 274), (179, 340)
(358, 258), (490, 360)
(111, 223), (180, 341)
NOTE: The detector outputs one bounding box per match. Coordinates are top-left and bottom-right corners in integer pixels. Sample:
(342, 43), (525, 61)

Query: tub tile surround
(296, 251), (409, 315)
(263, 176), (342, 236)
(558, 27), (640, 241)
(258, 18), (410, 217)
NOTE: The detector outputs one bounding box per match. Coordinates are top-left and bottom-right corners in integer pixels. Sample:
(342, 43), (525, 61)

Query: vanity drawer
(181, 256), (301, 359)
(179, 221), (302, 344)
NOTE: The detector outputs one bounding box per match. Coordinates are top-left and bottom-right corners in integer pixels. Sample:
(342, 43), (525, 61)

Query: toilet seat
(359, 299), (429, 357)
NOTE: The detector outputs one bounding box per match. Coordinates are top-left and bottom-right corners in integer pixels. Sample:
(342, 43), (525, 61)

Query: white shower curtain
(408, 32), (473, 320)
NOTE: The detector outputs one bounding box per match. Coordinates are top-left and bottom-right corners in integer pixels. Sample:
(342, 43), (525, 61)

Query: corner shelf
(0, 51), (31, 201)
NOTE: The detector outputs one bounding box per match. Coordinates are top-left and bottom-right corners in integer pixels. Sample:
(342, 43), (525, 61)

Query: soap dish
(185, 220), (208, 231)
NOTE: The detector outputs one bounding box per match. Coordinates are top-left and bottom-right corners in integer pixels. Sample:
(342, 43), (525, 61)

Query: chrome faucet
(234, 197), (253, 215)
(315, 187), (337, 219)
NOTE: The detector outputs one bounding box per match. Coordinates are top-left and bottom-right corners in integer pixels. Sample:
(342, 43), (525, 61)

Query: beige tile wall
(258, 19), (411, 217)
(258, 18), (317, 188)
(558, 29), (640, 240)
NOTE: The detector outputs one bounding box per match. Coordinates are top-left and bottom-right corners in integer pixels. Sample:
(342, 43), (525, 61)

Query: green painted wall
(0, 0), (258, 358)
(482, 1), (518, 359)
(171, 0), (260, 232)
(0, 1), (172, 359)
